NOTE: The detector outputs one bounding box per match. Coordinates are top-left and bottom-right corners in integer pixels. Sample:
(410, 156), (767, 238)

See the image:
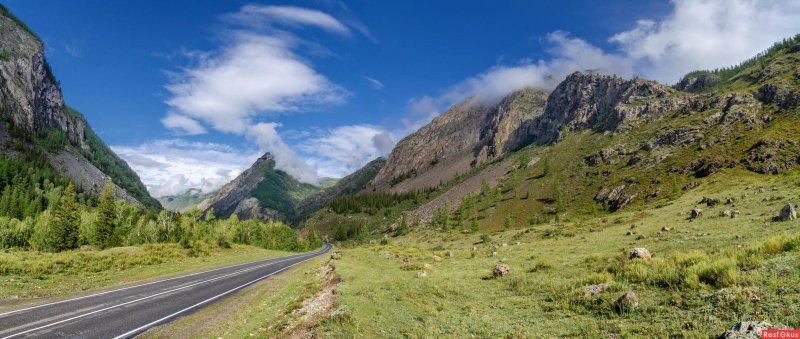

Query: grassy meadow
(314, 169), (800, 338)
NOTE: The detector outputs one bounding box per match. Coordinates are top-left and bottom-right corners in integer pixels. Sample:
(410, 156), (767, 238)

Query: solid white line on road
(0, 252), (307, 318)
(0, 248), (326, 339)
(112, 252), (322, 339)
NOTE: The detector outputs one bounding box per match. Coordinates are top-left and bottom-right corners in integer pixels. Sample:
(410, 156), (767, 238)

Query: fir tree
(51, 183), (79, 251)
(94, 181), (117, 248)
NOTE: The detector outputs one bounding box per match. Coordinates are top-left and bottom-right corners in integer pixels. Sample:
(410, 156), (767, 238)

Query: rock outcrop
(198, 153), (320, 222)
(0, 6), (158, 208)
(527, 72), (689, 144)
(369, 89), (549, 193)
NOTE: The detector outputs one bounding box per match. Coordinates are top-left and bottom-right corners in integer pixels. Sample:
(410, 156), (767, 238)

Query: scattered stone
(433, 255), (443, 262)
(661, 226), (671, 232)
(515, 241), (521, 246)
(594, 185), (636, 211)
(704, 197), (720, 207)
(502, 243), (508, 247)
(636, 235), (647, 240)
(416, 271), (428, 278)
(720, 210), (732, 218)
(585, 283), (610, 296)
(615, 292), (639, 313)
(629, 247), (652, 260)
(330, 251), (342, 260)
(423, 263), (433, 269)
(758, 187), (766, 193)
(735, 234), (742, 240)
(445, 250), (454, 257)
(492, 264), (511, 278)
(471, 246), (478, 252)
(691, 208), (704, 219)
(725, 197), (734, 204)
(720, 321), (788, 339)
(491, 251), (498, 257)
(625, 231), (635, 236)
(501, 258), (508, 262)
(655, 232), (663, 237)
(682, 182), (700, 191)
(777, 203), (797, 221)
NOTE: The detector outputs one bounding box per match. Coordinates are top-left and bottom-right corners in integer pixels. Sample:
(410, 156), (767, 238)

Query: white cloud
(301, 125), (395, 178)
(230, 5), (352, 37)
(245, 122), (319, 184)
(610, 0), (800, 83)
(164, 32), (345, 134)
(112, 139), (258, 197)
(362, 75), (384, 90)
(406, 0), (800, 125)
(161, 5), (360, 183)
(161, 113), (207, 135)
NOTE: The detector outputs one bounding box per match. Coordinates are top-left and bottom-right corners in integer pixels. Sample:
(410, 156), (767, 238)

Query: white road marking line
(112, 251), (324, 339)
(0, 246), (327, 339)
(0, 252), (305, 318)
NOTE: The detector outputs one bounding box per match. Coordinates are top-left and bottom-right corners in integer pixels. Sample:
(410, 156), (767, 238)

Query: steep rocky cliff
(198, 153), (320, 222)
(369, 88), (549, 193)
(0, 6), (159, 208)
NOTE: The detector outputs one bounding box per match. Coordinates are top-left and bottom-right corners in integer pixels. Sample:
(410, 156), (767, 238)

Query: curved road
(0, 244), (331, 338)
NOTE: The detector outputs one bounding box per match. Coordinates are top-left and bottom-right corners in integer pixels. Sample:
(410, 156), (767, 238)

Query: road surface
(0, 244), (331, 338)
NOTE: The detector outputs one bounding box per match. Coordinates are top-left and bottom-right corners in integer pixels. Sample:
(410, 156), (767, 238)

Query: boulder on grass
(585, 283), (609, 296)
(492, 264), (511, 278)
(720, 321), (788, 339)
(416, 271), (428, 278)
(691, 208), (704, 219)
(777, 203), (796, 221)
(629, 247), (652, 260)
(615, 292), (639, 313)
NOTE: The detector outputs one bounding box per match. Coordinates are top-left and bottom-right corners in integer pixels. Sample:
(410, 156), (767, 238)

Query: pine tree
(51, 183), (79, 251)
(94, 181), (117, 248)
(470, 217), (480, 232)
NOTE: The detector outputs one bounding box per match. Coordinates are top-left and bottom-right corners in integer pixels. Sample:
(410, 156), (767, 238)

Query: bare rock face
(474, 89), (548, 164)
(675, 71), (721, 93)
(370, 89), (549, 193)
(594, 185), (636, 211)
(528, 72), (689, 144)
(0, 15), (85, 147)
(49, 150), (141, 206)
(744, 139), (800, 175)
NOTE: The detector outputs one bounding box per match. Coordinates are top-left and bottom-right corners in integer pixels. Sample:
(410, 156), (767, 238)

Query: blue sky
(2, 0), (799, 196)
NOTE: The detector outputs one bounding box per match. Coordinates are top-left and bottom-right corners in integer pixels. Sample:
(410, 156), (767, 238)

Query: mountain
(197, 153), (320, 222)
(158, 188), (213, 212)
(303, 33), (800, 237)
(295, 157), (386, 221)
(368, 88), (549, 193)
(0, 5), (159, 209)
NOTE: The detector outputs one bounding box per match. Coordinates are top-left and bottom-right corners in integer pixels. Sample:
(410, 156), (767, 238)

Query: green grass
(313, 170), (800, 337)
(0, 243), (294, 307)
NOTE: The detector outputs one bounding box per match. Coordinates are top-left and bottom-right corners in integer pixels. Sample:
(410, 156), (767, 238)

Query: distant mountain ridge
(0, 5), (159, 208)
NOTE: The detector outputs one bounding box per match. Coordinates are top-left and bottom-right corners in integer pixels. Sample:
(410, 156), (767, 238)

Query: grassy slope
(320, 169), (800, 337)
(0, 244), (293, 307)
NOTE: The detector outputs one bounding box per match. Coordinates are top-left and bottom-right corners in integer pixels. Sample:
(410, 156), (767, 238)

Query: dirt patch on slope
(281, 263), (341, 338)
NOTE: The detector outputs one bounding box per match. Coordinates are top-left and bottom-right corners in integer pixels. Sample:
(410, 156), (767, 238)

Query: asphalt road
(0, 244), (331, 338)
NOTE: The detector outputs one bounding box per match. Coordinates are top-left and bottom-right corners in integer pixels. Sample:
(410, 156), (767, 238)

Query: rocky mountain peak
(528, 71), (690, 144)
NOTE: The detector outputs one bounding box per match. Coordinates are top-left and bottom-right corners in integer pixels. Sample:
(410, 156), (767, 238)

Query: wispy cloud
(301, 125), (395, 178)
(362, 75), (384, 90)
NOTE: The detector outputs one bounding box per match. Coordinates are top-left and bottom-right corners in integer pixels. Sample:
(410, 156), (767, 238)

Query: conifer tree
(51, 183), (79, 251)
(94, 181), (117, 248)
